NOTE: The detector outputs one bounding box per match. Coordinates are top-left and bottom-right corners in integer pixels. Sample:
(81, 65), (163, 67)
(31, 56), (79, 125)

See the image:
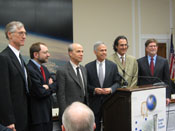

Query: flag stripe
(169, 33), (174, 80)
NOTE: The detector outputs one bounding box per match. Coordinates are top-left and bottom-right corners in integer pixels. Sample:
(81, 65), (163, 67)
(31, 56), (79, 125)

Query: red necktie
(40, 66), (46, 82)
(150, 57), (154, 76)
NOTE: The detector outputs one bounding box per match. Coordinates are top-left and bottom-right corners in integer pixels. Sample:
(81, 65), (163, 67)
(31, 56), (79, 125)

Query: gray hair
(68, 44), (73, 52)
(62, 102), (95, 131)
(94, 41), (105, 51)
(5, 21), (24, 40)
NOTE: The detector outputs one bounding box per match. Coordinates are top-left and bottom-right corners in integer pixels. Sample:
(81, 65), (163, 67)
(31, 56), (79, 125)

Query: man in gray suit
(85, 41), (121, 131)
(56, 43), (88, 129)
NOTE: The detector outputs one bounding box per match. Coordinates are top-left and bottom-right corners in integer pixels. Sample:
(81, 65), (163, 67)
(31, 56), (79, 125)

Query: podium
(102, 85), (166, 131)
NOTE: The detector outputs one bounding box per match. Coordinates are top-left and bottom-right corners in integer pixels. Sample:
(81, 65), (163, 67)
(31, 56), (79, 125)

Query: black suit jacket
(27, 60), (55, 124)
(137, 56), (171, 98)
(0, 47), (29, 131)
(85, 59), (121, 115)
(56, 62), (88, 119)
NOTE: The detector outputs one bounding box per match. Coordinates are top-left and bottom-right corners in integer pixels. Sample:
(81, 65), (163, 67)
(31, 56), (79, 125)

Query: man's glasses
(13, 31), (27, 36)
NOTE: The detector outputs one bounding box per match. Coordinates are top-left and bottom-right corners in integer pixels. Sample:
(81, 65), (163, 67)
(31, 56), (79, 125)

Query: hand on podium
(166, 98), (170, 105)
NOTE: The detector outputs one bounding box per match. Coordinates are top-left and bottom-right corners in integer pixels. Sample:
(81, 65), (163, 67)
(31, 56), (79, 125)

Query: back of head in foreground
(62, 102), (96, 131)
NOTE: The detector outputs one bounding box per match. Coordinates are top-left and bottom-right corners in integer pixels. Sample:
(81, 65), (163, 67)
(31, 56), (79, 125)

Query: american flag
(169, 34), (175, 80)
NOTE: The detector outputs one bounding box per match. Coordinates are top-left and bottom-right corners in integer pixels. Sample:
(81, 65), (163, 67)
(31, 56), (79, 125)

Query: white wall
(73, 0), (175, 65)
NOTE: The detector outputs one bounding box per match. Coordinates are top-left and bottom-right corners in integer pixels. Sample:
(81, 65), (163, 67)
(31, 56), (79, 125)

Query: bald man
(62, 102), (96, 131)
(56, 43), (88, 127)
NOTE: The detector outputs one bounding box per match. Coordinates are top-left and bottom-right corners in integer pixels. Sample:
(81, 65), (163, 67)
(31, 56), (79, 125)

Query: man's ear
(93, 123), (96, 130)
(69, 51), (72, 57)
(62, 125), (66, 131)
(94, 50), (97, 55)
(33, 52), (38, 59)
(7, 32), (12, 39)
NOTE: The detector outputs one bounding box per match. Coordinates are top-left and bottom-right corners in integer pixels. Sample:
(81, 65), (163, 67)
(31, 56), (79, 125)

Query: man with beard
(27, 42), (55, 131)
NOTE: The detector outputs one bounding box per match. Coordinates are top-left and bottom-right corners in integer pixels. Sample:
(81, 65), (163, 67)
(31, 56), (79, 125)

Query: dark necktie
(40, 66), (46, 82)
(76, 67), (84, 94)
(19, 54), (29, 93)
(150, 57), (154, 76)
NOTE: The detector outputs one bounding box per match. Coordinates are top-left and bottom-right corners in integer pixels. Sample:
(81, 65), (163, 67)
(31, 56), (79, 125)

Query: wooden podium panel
(102, 89), (131, 130)
(102, 86), (166, 131)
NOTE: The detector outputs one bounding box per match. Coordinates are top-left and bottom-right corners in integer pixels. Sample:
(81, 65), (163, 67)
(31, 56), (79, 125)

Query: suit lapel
(113, 53), (125, 71)
(103, 60), (109, 87)
(67, 62), (82, 88)
(80, 65), (87, 87)
(124, 55), (130, 73)
(7, 47), (26, 80)
(144, 56), (152, 76)
(154, 56), (159, 76)
(29, 60), (44, 81)
(92, 60), (101, 87)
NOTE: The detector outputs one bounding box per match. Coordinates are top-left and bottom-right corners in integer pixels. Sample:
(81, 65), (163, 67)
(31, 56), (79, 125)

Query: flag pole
(170, 28), (174, 34)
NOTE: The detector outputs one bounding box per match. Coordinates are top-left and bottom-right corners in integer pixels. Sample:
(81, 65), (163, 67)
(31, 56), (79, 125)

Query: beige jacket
(108, 53), (138, 88)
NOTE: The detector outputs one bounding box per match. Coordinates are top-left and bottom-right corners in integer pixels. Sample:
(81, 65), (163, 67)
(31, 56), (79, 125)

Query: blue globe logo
(146, 95), (157, 111)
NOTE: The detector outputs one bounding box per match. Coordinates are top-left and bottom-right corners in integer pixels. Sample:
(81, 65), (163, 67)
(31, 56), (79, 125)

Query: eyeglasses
(13, 31), (27, 36)
(148, 45), (157, 48)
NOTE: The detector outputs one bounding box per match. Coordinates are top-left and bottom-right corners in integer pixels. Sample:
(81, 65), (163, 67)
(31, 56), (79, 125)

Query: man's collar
(117, 52), (125, 59)
(70, 60), (79, 68)
(147, 54), (157, 59)
(8, 44), (20, 55)
(31, 59), (41, 69)
(96, 59), (105, 64)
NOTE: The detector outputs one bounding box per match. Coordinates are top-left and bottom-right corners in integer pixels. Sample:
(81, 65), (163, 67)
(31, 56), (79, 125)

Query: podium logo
(146, 94), (157, 111)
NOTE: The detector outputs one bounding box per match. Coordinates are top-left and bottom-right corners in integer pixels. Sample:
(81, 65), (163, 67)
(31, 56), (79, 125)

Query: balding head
(68, 43), (84, 65)
(62, 102), (96, 131)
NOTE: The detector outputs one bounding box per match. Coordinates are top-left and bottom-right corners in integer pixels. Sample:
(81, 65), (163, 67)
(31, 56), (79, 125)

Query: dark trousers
(29, 122), (53, 131)
(95, 113), (102, 131)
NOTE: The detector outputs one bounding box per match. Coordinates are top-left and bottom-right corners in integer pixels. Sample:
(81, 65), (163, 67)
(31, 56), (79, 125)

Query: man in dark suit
(0, 124), (12, 131)
(85, 41), (121, 131)
(137, 38), (171, 104)
(0, 21), (29, 131)
(27, 42), (55, 131)
(56, 43), (88, 128)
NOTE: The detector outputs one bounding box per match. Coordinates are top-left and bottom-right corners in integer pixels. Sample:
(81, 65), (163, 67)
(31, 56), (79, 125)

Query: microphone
(117, 72), (128, 88)
(122, 69), (167, 87)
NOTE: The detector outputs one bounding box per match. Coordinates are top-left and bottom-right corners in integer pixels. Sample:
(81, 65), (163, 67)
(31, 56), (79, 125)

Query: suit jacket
(85, 59), (121, 115)
(0, 47), (29, 131)
(27, 60), (55, 125)
(0, 124), (12, 131)
(56, 61), (88, 119)
(108, 53), (138, 88)
(137, 55), (171, 98)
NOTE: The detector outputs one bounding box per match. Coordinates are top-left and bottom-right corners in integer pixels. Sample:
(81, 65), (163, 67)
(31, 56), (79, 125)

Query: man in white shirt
(85, 41), (121, 131)
(0, 21), (29, 131)
(108, 35), (138, 88)
(56, 43), (88, 129)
